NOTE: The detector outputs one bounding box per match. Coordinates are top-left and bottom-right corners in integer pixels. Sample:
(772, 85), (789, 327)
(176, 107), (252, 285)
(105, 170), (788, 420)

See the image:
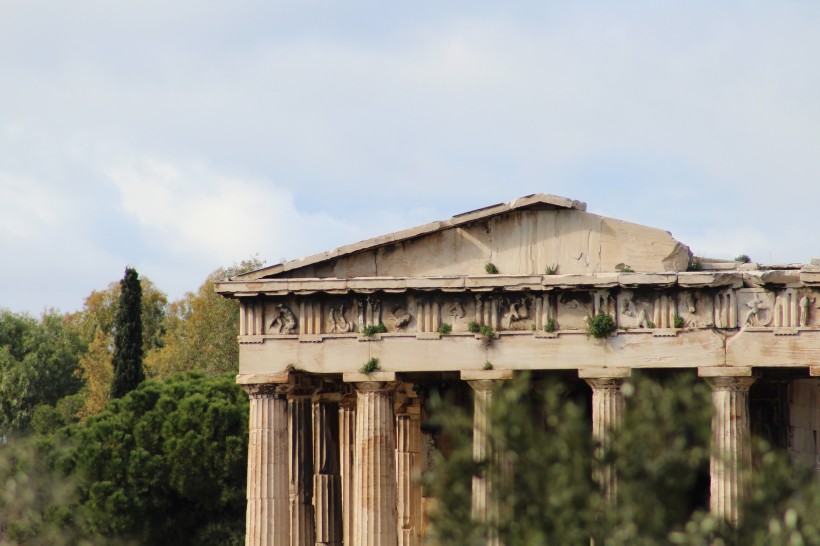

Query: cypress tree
(111, 267), (144, 398)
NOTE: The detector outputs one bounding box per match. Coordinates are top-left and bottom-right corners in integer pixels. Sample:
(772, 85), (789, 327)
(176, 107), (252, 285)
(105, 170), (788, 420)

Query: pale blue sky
(2, 1), (819, 314)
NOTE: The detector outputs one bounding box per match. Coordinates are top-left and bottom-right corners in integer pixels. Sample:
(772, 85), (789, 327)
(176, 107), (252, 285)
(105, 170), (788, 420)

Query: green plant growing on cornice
(586, 312), (616, 339)
(617, 265), (634, 273)
(646, 321), (656, 329)
(687, 255), (703, 271)
(483, 361), (494, 370)
(359, 357), (380, 373)
(544, 318), (557, 333)
(674, 315), (685, 329)
(361, 323), (388, 337)
(467, 321), (481, 334)
(735, 254), (752, 264)
(479, 325), (495, 347)
(438, 323), (453, 335)
(545, 264), (559, 275)
(485, 262), (499, 274)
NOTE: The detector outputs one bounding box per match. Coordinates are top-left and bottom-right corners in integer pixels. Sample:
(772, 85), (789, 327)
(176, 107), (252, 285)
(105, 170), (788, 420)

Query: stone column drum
(585, 376), (626, 502)
(289, 387), (316, 546)
(339, 392), (356, 546)
(313, 393), (343, 546)
(244, 384), (290, 546)
(352, 379), (399, 546)
(706, 375), (756, 526)
(396, 395), (422, 546)
(463, 370), (512, 546)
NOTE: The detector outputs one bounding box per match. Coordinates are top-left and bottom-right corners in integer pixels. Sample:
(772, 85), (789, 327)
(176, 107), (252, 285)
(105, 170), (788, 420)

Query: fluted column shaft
(339, 394), (356, 546)
(290, 392), (316, 546)
(707, 376), (756, 526)
(585, 378), (625, 502)
(244, 384), (290, 546)
(396, 397), (422, 546)
(354, 381), (399, 546)
(468, 380), (504, 546)
(314, 394), (342, 546)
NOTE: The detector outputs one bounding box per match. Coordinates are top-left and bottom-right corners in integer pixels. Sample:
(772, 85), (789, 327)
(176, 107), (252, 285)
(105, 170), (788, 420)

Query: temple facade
(215, 194), (820, 545)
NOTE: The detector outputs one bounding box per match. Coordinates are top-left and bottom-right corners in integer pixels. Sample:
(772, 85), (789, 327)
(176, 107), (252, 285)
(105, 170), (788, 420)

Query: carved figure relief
(268, 304), (297, 334)
(618, 291), (651, 329)
(327, 304), (353, 333)
(448, 301), (465, 323)
(799, 294), (815, 327)
(502, 296), (532, 330)
(677, 292), (712, 328)
(390, 305), (412, 331)
(742, 295), (772, 327)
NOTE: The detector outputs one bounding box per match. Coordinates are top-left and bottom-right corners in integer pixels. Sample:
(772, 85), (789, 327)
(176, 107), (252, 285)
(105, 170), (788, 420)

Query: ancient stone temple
(215, 194), (820, 545)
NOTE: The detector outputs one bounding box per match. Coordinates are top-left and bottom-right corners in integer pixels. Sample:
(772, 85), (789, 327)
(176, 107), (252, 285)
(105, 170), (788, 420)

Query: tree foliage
(111, 268), (144, 399)
(145, 258), (264, 379)
(0, 310), (84, 436)
(426, 371), (820, 546)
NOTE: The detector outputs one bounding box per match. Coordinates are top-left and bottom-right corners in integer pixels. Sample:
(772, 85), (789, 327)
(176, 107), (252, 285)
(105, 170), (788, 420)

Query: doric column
(462, 370), (513, 546)
(344, 371), (399, 546)
(699, 368), (756, 526)
(242, 382), (290, 546)
(581, 369), (630, 503)
(395, 385), (422, 546)
(339, 389), (356, 546)
(313, 389), (343, 546)
(289, 380), (317, 546)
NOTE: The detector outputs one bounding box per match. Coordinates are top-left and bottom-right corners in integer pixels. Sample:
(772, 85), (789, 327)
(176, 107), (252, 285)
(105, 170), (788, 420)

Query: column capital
(705, 375), (757, 392)
(584, 377), (626, 392)
(242, 383), (289, 399)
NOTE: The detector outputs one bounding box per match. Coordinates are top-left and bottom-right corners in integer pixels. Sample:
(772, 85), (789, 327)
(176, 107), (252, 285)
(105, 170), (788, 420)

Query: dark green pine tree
(111, 267), (145, 398)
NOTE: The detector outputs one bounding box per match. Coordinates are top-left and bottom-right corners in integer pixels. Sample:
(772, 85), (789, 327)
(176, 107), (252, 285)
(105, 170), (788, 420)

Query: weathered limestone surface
(244, 384), (290, 546)
(350, 379), (399, 546)
(703, 374), (756, 526)
(231, 194), (688, 280)
(584, 376), (627, 502)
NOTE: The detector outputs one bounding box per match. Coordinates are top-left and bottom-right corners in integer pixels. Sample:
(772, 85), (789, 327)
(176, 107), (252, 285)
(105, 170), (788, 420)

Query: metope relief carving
(268, 303), (298, 334)
(501, 296), (535, 330)
(389, 304), (413, 331)
(677, 291), (712, 328)
(557, 292), (592, 330)
(617, 291), (652, 329)
(736, 289), (774, 328)
(326, 303), (354, 333)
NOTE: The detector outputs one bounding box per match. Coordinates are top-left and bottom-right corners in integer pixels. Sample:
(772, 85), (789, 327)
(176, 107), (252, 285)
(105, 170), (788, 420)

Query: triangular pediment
(236, 194), (690, 281)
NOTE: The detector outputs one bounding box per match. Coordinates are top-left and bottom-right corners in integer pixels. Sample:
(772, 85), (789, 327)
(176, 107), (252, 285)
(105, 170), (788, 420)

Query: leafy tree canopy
(0, 309), (84, 436)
